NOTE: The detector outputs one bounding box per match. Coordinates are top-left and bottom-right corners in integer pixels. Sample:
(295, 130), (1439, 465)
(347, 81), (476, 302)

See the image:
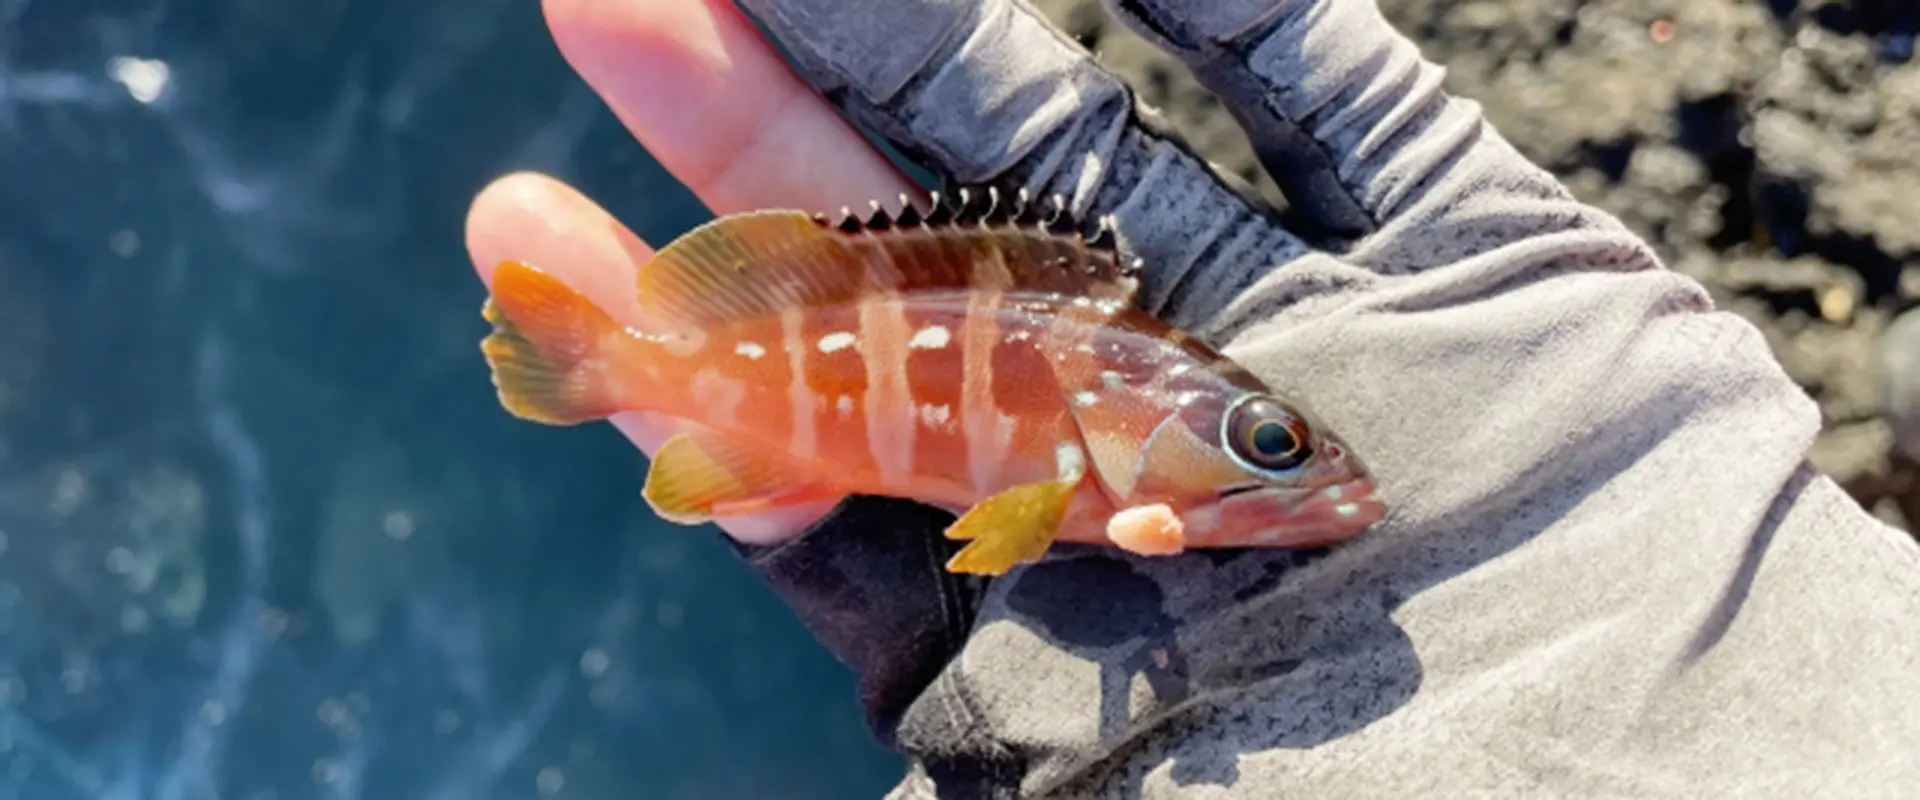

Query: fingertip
(466, 171), (562, 286)
(462, 171), (652, 326)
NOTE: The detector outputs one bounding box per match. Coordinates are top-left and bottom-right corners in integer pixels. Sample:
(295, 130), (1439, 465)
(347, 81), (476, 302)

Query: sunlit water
(0, 0), (900, 796)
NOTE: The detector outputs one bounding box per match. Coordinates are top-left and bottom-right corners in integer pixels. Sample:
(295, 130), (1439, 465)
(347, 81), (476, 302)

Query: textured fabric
(731, 496), (979, 749)
(726, 0), (1920, 796)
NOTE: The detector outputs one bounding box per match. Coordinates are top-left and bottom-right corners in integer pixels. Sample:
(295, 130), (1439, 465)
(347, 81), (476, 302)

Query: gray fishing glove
(727, 0), (1920, 796)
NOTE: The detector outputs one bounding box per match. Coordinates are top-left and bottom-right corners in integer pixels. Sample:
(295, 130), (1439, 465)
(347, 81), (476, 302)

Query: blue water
(0, 0), (902, 796)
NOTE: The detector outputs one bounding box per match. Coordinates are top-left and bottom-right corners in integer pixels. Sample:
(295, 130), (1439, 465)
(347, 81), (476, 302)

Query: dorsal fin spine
(895, 195), (923, 227)
(632, 186), (1138, 328)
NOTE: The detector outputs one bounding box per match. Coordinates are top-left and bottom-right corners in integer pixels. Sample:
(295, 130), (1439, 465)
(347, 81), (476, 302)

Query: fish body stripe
(859, 289), (917, 489)
(781, 305), (817, 460)
(960, 287), (1006, 495)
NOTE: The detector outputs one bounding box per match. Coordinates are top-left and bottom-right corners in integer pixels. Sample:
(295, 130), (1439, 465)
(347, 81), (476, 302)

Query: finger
(541, 0), (916, 215)
(466, 171), (651, 326)
(728, 0), (1323, 332)
(1097, 0), (1399, 239)
(465, 173), (841, 545)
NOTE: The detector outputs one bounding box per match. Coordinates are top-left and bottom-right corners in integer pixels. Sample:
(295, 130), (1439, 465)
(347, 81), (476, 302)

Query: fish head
(1122, 388), (1384, 549)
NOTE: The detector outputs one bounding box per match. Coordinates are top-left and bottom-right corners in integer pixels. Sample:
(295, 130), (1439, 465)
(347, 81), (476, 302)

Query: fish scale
(477, 187), (1386, 575)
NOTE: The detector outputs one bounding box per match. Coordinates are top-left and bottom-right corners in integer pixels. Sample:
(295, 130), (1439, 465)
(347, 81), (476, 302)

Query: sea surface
(0, 0), (902, 796)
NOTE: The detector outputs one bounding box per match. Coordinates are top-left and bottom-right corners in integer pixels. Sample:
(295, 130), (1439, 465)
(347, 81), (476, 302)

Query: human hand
(463, 0), (923, 547)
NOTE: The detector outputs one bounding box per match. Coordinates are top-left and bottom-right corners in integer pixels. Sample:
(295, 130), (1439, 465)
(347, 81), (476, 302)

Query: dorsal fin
(634, 186), (1142, 328)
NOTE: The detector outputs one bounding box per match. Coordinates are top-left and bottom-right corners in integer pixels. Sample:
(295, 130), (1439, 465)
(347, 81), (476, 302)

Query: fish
(478, 187), (1384, 576)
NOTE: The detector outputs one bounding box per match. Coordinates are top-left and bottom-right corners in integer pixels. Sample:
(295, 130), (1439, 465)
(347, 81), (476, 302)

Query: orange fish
(479, 188), (1384, 575)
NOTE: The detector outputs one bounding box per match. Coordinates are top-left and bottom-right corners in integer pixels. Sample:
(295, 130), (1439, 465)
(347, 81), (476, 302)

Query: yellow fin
(480, 261), (629, 425)
(637, 187), (1139, 328)
(641, 428), (838, 524)
(944, 441), (1090, 575)
(943, 479), (1082, 576)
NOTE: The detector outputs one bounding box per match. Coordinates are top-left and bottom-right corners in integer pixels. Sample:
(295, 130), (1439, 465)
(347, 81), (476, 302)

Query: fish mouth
(1207, 475), (1386, 548)
(1221, 475), (1379, 506)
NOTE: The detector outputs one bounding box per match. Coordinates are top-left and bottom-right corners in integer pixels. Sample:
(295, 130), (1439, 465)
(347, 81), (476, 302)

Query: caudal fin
(480, 261), (628, 425)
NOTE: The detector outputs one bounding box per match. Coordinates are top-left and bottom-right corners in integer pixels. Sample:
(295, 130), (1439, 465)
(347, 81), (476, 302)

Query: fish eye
(1223, 395), (1313, 475)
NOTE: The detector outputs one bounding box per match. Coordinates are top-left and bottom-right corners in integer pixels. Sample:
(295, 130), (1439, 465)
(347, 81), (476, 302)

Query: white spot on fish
(920, 403), (952, 429)
(836, 395), (855, 419)
(1335, 503), (1361, 518)
(1322, 485), (1344, 500)
(1073, 343), (1095, 354)
(1072, 297), (1093, 307)
(1074, 391), (1099, 407)
(1100, 371), (1125, 389)
(1008, 329), (1033, 342)
(908, 325), (951, 350)
(818, 331), (857, 353)
(1055, 442), (1086, 480)
(735, 341), (767, 359)
(654, 329), (707, 358)
(1168, 363), (1194, 376)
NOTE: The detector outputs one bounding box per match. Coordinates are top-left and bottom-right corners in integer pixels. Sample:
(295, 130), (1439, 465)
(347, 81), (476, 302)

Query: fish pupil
(1251, 421), (1294, 456)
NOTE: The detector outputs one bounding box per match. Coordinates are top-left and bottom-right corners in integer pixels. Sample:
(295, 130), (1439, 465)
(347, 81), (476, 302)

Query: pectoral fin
(642, 428), (838, 524)
(943, 443), (1089, 576)
(942, 479), (1082, 575)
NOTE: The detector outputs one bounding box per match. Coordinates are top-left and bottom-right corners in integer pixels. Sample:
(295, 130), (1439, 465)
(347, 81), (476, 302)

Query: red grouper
(478, 188), (1386, 575)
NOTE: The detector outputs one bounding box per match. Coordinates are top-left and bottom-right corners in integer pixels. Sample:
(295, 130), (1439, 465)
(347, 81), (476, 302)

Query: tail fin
(480, 261), (628, 425)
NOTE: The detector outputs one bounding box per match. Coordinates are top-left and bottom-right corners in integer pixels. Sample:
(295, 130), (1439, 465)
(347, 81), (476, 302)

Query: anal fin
(642, 428), (838, 524)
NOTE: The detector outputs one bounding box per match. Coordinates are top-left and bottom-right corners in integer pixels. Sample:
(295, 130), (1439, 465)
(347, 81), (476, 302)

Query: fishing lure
(480, 187), (1382, 575)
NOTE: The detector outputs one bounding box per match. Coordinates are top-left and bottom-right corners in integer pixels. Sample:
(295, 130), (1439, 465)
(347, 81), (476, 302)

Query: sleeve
(725, 496), (981, 749)
(732, 0), (1920, 796)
